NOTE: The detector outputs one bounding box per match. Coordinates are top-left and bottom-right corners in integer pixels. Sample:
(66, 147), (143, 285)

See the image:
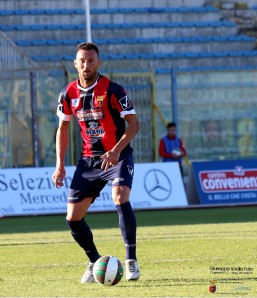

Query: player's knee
(112, 188), (130, 205)
(66, 213), (83, 221)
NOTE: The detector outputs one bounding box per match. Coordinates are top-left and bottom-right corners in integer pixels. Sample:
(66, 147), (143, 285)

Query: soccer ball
(93, 255), (123, 286)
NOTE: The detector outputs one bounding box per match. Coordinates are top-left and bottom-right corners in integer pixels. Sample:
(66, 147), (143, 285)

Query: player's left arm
(180, 139), (187, 157)
(101, 114), (140, 171)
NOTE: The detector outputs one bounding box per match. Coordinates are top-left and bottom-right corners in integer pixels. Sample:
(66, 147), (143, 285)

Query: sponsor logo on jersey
(112, 177), (125, 184)
(119, 95), (132, 110)
(80, 92), (92, 98)
(199, 167), (257, 193)
(86, 121), (105, 137)
(76, 108), (103, 121)
(71, 98), (79, 107)
(96, 95), (105, 107)
(88, 121), (98, 128)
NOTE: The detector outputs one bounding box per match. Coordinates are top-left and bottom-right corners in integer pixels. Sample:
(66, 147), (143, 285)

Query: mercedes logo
(144, 169), (172, 201)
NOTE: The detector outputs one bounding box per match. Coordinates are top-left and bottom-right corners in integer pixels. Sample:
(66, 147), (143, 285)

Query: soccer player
(159, 122), (187, 176)
(52, 42), (140, 283)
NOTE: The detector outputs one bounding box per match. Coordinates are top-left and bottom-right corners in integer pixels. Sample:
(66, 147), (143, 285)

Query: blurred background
(1, 0), (257, 181)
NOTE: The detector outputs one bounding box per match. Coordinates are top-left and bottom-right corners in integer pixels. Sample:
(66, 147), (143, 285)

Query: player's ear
(74, 59), (78, 69)
(97, 59), (102, 69)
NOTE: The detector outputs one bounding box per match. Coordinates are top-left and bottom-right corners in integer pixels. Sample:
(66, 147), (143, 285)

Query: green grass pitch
(1, 207), (257, 297)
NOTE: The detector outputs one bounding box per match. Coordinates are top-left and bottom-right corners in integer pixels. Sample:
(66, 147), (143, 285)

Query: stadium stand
(0, 0), (257, 70)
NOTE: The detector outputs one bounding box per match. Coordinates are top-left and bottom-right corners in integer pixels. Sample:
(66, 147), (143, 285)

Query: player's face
(74, 49), (101, 86)
(167, 127), (176, 137)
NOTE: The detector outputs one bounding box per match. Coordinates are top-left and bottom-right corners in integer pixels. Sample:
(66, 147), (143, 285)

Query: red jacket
(159, 135), (187, 161)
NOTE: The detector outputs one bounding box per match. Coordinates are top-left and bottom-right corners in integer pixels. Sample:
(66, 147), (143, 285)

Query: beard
(81, 69), (98, 82)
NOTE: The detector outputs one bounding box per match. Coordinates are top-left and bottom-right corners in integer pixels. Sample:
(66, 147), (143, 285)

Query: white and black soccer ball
(93, 256), (123, 286)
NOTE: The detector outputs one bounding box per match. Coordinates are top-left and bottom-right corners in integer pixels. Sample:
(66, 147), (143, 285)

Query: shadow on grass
(0, 206), (257, 234)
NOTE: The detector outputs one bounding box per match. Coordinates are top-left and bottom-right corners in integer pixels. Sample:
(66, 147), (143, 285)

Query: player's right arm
(53, 88), (72, 189)
(52, 119), (69, 189)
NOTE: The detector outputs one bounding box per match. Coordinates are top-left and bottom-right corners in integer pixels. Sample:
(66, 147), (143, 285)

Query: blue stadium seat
(18, 35), (254, 48)
(44, 24), (60, 30)
(134, 23), (150, 28)
(32, 56), (47, 62)
(0, 25), (14, 31)
(138, 37), (152, 43)
(47, 55), (60, 61)
(177, 7), (192, 12)
(240, 35), (255, 41)
(154, 53), (168, 59)
(148, 7), (166, 13)
(196, 36), (210, 42)
(138, 53), (153, 59)
(43, 9), (60, 15)
(180, 22), (197, 28)
(30, 24), (46, 30)
(60, 24), (76, 30)
(90, 8), (105, 14)
(150, 37), (163, 43)
(194, 21), (210, 28)
(61, 55), (75, 60)
(120, 23), (134, 29)
(28, 9), (43, 15)
(181, 37), (196, 42)
(61, 40), (78, 45)
(61, 8), (84, 14)
(211, 36), (227, 42)
(198, 52), (213, 58)
(75, 24), (85, 29)
(15, 24), (31, 30)
(15, 40), (31, 46)
(111, 38), (124, 44)
(92, 23), (109, 29)
(213, 52), (228, 57)
(230, 52), (244, 57)
(183, 52), (200, 58)
(132, 8), (149, 13)
(242, 51), (257, 57)
(192, 6), (218, 12)
(31, 40), (47, 46)
(123, 53), (139, 59)
(15, 9), (30, 15)
(223, 20), (236, 27)
(89, 6), (220, 14)
(30, 50), (257, 64)
(93, 38), (106, 44)
(46, 40), (61, 46)
(98, 54), (109, 60)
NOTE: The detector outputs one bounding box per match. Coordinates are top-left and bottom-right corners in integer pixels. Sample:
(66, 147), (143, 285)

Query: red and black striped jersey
(57, 74), (136, 157)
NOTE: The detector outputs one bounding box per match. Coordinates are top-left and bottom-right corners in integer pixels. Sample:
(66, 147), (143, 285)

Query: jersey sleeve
(110, 83), (136, 118)
(56, 89), (73, 121)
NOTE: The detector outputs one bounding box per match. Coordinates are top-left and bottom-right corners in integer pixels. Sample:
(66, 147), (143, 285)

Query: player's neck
(79, 74), (99, 89)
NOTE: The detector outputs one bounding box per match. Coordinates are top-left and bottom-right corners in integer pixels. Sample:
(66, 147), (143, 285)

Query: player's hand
(100, 150), (120, 171)
(171, 153), (182, 159)
(52, 166), (66, 189)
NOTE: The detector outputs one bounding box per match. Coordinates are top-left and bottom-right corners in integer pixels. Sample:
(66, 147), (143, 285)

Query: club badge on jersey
(96, 95), (105, 107)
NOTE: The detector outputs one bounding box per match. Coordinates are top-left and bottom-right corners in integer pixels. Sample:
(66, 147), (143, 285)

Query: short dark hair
(167, 122), (176, 129)
(77, 42), (99, 56)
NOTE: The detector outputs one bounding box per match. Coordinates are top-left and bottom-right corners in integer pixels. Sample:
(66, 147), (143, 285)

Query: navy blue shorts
(68, 147), (134, 203)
